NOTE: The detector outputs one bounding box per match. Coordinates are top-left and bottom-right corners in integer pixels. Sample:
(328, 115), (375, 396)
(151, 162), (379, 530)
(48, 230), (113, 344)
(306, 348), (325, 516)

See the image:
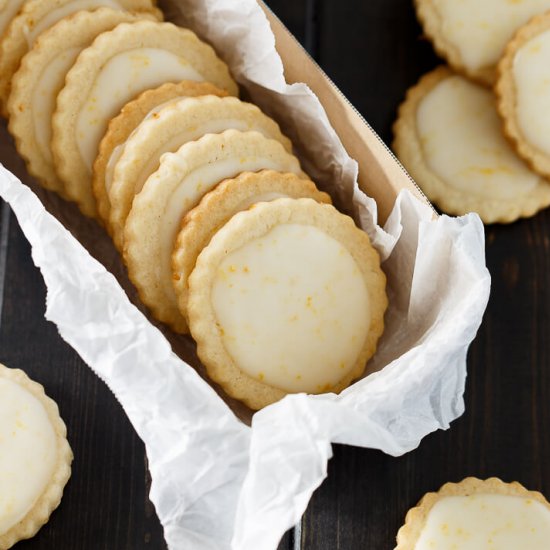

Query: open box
(0, 0), (490, 548)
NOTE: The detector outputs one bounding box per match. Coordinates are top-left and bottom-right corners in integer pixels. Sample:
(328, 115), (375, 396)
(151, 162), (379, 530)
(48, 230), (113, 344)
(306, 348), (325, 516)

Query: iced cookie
(93, 80), (228, 232)
(0, 364), (72, 549)
(393, 67), (550, 223)
(0, 0), (161, 114)
(108, 95), (293, 250)
(172, 170), (331, 323)
(7, 8), (152, 197)
(124, 129), (304, 334)
(187, 198), (387, 410)
(415, 0), (550, 85)
(496, 11), (550, 180)
(51, 19), (238, 218)
(395, 477), (550, 549)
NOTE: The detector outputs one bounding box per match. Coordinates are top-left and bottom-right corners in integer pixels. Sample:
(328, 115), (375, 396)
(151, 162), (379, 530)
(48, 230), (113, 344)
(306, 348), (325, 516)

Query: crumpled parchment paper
(0, 0), (491, 548)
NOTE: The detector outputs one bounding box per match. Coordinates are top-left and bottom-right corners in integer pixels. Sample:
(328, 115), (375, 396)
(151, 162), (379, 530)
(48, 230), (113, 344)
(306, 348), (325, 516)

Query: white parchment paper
(0, 1), (491, 549)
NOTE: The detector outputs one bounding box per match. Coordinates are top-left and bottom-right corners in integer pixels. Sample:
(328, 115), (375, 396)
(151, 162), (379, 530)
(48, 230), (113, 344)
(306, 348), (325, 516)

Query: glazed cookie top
(496, 11), (550, 179)
(0, 364), (72, 549)
(187, 198), (387, 410)
(396, 478), (550, 550)
(393, 67), (550, 223)
(51, 19), (238, 218)
(0, 0), (161, 112)
(415, 0), (550, 85)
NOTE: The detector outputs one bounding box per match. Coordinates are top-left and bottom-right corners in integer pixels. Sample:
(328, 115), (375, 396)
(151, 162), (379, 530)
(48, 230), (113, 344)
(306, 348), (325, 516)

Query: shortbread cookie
(51, 20), (238, 218)
(396, 477), (550, 549)
(496, 11), (550, 180)
(0, 0), (161, 115)
(393, 67), (550, 223)
(93, 80), (228, 231)
(187, 198), (387, 410)
(0, 364), (72, 549)
(109, 95), (293, 250)
(172, 170), (331, 323)
(8, 8), (151, 197)
(415, 0), (550, 85)
(124, 130), (304, 334)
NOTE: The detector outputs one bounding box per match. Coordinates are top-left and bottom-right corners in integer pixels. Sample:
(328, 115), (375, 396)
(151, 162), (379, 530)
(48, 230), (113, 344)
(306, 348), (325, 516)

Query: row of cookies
(394, 3), (550, 224)
(1, 3), (388, 410)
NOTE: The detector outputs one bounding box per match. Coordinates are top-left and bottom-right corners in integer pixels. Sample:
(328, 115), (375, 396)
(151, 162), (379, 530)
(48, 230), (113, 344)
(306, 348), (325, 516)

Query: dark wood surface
(1, 0), (549, 549)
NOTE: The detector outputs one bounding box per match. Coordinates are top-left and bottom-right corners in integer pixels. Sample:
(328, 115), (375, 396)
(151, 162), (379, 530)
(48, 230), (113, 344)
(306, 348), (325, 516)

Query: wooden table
(2, 0), (549, 548)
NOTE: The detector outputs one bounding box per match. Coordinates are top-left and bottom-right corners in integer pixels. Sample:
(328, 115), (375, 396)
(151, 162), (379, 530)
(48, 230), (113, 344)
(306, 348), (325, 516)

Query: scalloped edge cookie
(172, 170), (331, 323)
(0, 363), (73, 549)
(393, 66), (550, 223)
(496, 11), (550, 180)
(123, 129), (304, 334)
(395, 477), (550, 549)
(51, 19), (238, 218)
(186, 197), (387, 410)
(0, 0), (161, 115)
(108, 95), (293, 250)
(93, 80), (228, 232)
(7, 8), (152, 197)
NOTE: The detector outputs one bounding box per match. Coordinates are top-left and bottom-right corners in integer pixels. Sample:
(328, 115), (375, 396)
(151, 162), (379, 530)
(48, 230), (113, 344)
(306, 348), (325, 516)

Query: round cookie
(51, 19), (239, 218)
(0, 364), (72, 549)
(396, 477), (550, 549)
(496, 11), (550, 180)
(93, 80), (229, 232)
(7, 8), (153, 197)
(0, 0), (161, 115)
(393, 66), (550, 223)
(123, 129), (304, 334)
(108, 95), (293, 251)
(187, 198), (387, 410)
(172, 170), (332, 323)
(415, 0), (550, 85)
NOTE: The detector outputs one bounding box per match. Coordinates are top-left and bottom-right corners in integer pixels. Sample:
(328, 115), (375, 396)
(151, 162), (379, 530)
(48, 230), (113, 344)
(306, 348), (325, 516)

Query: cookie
(108, 95), (293, 250)
(396, 477), (550, 549)
(93, 80), (228, 232)
(51, 19), (238, 218)
(393, 66), (550, 223)
(123, 129), (304, 334)
(496, 11), (550, 180)
(7, 8), (152, 197)
(187, 198), (387, 410)
(172, 170), (331, 323)
(0, 363), (72, 549)
(415, 0), (550, 86)
(0, 0), (161, 115)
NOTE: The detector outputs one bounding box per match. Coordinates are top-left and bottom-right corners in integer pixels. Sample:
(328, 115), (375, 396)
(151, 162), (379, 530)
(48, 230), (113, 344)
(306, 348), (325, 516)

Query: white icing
(415, 494), (550, 549)
(417, 75), (539, 199)
(33, 47), (82, 165)
(212, 223), (370, 393)
(0, 378), (57, 534)
(161, 156), (296, 303)
(513, 29), (550, 155)
(431, 0), (550, 72)
(76, 48), (204, 171)
(24, 0), (121, 46)
(0, 0), (25, 37)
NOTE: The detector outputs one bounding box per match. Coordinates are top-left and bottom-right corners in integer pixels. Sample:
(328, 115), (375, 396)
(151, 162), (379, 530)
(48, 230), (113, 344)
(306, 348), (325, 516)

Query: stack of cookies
(1, 1), (388, 411)
(394, 1), (550, 224)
